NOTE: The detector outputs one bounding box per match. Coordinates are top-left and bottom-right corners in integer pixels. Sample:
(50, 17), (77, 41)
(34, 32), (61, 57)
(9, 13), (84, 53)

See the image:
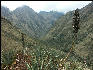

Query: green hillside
(1, 17), (88, 70)
(43, 2), (93, 67)
(1, 17), (40, 67)
(1, 2), (93, 70)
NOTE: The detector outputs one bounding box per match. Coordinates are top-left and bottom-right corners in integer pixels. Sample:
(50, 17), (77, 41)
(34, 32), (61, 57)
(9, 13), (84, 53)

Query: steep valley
(1, 2), (93, 70)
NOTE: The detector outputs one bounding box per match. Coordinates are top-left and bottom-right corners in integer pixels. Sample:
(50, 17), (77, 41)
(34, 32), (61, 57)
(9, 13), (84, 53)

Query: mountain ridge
(1, 5), (64, 38)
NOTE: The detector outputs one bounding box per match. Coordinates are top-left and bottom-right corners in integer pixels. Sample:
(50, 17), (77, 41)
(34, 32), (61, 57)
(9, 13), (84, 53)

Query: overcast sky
(1, 1), (92, 13)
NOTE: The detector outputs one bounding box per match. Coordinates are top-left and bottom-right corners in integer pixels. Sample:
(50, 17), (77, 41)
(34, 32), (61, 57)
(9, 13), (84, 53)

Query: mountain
(1, 16), (66, 70)
(43, 2), (93, 67)
(12, 5), (51, 38)
(1, 16), (43, 67)
(1, 17), (86, 70)
(1, 5), (64, 38)
(1, 16), (38, 52)
(38, 11), (64, 24)
(1, 2), (93, 70)
(1, 6), (13, 21)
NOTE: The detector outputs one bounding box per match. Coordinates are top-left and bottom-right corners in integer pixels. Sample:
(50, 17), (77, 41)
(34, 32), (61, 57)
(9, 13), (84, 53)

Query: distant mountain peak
(13, 5), (33, 11)
(22, 5), (30, 8)
(1, 6), (10, 11)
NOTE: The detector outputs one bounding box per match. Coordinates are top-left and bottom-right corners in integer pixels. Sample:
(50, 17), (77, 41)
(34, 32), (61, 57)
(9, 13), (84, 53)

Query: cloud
(1, 1), (92, 13)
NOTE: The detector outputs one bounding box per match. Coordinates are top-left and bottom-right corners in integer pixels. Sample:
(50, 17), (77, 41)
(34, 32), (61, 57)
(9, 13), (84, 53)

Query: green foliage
(43, 2), (93, 68)
(24, 45), (86, 70)
(1, 2), (93, 70)
(1, 49), (16, 66)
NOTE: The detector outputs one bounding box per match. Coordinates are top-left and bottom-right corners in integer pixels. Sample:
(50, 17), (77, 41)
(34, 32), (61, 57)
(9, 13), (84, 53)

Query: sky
(1, 1), (92, 13)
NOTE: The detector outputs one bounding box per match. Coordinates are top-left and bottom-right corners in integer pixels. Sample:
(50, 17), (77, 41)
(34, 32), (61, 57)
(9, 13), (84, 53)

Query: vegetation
(1, 2), (93, 70)
(43, 2), (93, 69)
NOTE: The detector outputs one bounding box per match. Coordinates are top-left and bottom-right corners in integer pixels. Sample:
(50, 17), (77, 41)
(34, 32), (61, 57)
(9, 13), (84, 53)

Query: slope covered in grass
(43, 2), (93, 67)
